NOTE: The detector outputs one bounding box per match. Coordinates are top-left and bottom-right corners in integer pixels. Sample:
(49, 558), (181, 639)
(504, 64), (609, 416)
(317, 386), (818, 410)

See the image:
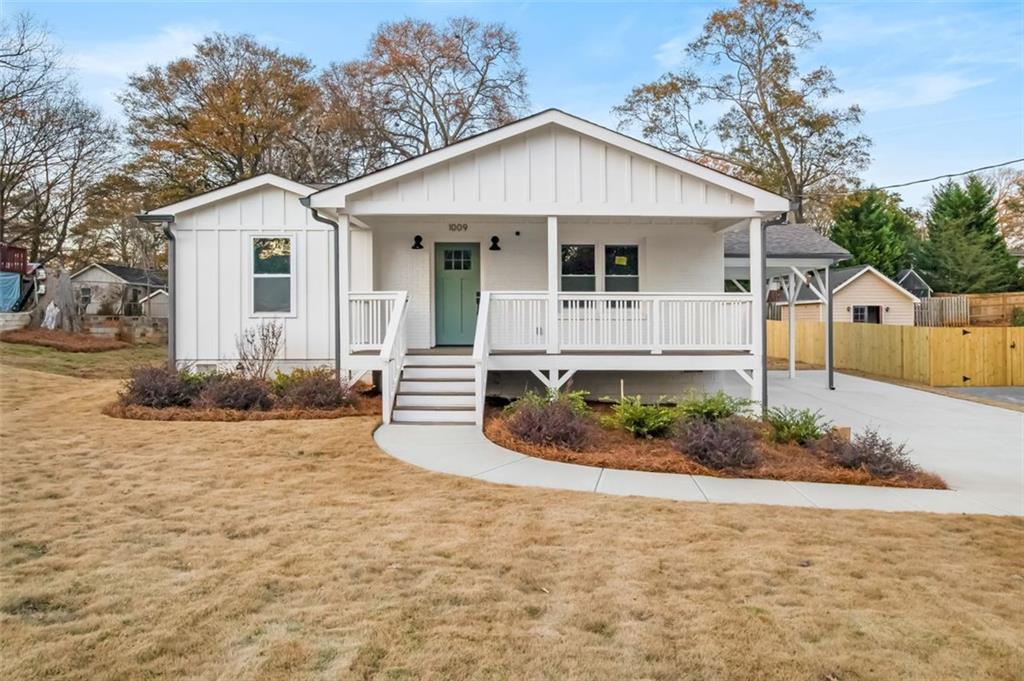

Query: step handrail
(379, 291), (410, 424)
(471, 291), (492, 427)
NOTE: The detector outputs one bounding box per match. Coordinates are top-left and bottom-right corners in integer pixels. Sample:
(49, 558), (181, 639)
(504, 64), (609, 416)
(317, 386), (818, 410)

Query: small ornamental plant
(504, 389), (592, 450)
(672, 417), (760, 470)
(602, 395), (676, 439)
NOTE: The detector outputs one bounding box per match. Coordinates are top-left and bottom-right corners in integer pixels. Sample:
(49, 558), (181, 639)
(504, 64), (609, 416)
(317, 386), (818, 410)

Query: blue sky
(5, 0), (1023, 209)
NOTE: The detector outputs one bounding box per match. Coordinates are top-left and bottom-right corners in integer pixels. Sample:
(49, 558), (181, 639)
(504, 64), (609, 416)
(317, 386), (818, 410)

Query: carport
(724, 224), (851, 399)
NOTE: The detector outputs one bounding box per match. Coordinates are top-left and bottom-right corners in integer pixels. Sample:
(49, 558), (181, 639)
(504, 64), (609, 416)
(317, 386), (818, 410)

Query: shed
(783, 264), (919, 325)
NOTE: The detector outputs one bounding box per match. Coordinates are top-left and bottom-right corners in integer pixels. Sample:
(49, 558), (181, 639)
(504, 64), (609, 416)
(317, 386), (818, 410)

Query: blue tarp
(0, 272), (20, 312)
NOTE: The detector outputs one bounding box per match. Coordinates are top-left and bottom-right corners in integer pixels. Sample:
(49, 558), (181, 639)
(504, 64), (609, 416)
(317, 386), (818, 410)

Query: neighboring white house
(69, 263), (167, 316)
(781, 264), (919, 325)
(142, 109), (850, 425)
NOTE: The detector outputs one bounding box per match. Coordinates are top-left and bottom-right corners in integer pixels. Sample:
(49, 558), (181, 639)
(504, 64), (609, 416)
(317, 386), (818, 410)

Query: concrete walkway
(374, 371), (1023, 516)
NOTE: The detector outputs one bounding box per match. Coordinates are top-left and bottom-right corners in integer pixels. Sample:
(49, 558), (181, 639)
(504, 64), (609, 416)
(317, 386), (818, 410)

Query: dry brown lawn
(1, 364), (1022, 681)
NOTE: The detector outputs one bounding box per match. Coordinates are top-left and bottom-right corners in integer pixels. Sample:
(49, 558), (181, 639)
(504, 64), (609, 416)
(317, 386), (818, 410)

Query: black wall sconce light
(411, 235), (424, 250)
(489, 235), (501, 251)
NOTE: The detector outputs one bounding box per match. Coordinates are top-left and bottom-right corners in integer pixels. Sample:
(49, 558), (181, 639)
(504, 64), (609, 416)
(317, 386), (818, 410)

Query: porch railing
(349, 291), (402, 351)
(484, 292), (753, 353)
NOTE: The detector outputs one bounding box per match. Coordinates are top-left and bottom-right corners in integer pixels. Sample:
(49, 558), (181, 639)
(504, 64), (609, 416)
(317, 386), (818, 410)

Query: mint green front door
(435, 243), (480, 345)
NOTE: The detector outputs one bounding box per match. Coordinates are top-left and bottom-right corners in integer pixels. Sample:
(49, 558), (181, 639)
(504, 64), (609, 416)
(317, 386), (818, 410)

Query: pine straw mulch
(484, 410), (947, 490)
(0, 328), (130, 352)
(103, 394), (381, 422)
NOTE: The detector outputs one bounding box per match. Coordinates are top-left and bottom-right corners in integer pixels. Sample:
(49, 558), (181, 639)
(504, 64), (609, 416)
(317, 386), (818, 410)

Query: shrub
(1012, 308), (1024, 327)
(276, 368), (355, 409)
(812, 427), (919, 478)
(505, 389), (590, 416)
(602, 395), (676, 439)
(235, 320), (284, 380)
(198, 375), (273, 411)
(673, 417), (760, 470)
(765, 407), (830, 445)
(676, 390), (753, 422)
(505, 400), (591, 450)
(120, 365), (196, 408)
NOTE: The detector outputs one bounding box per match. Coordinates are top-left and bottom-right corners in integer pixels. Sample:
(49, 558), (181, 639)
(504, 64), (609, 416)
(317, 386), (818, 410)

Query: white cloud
(834, 72), (993, 113)
(67, 24), (213, 117)
(654, 35), (687, 69)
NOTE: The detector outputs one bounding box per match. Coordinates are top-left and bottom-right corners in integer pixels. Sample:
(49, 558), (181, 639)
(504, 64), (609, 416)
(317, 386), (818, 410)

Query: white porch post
(546, 216), (559, 354)
(749, 217), (764, 407)
(338, 214), (351, 360)
(787, 271), (797, 379)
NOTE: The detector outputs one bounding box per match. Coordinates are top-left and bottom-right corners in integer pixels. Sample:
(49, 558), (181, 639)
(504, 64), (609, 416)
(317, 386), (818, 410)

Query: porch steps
(392, 356), (477, 425)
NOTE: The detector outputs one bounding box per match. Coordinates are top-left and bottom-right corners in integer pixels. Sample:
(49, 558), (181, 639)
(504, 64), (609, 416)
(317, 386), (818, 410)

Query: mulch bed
(103, 395), (380, 422)
(485, 408), (947, 490)
(0, 328), (130, 352)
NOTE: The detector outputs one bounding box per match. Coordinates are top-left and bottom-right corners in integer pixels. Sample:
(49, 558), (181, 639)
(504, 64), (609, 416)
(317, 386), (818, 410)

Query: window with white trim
(560, 245), (596, 291)
(252, 237), (293, 314)
(852, 305), (881, 324)
(604, 245), (639, 292)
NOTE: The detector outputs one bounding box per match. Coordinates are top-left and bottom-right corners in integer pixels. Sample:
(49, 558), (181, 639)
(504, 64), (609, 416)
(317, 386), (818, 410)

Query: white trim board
(144, 174), (316, 216)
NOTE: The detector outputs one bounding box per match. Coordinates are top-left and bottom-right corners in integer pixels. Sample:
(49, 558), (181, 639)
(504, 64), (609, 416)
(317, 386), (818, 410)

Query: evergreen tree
(917, 177), (1021, 293)
(829, 189), (918, 276)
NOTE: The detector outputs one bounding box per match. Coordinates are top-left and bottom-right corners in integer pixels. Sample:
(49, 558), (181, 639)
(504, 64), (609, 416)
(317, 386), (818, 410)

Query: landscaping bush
(505, 389), (590, 416)
(197, 375), (273, 411)
(676, 390), (752, 422)
(276, 368), (354, 409)
(812, 427), (919, 478)
(505, 400), (591, 450)
(765, 407), (830, 445)
(673, 416), (760, 470)
(120, 365), (196, 408)
(602, 395), (676, 439)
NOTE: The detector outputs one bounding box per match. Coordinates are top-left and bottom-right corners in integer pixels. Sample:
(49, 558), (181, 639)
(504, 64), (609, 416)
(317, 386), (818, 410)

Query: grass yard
(1, 361), (1022, 680)
(0, 341), (165, 379)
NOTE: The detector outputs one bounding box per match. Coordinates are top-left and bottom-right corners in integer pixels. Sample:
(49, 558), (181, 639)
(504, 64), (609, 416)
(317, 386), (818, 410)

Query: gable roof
(896, 267), (933, 293)
(308, 109), (790, 213)
(71, 262), (166, 287)
(142, 174), (317, 216)
(724, 224), (851, 259)
(794, 264), (919, 303)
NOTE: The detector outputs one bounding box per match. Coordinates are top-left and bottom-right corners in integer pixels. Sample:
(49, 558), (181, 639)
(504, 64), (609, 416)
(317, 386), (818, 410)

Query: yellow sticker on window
(614, 255), (628, 266)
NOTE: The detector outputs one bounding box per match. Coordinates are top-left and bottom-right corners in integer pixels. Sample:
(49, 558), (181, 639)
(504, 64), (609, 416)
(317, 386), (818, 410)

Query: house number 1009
(448, 223), (469, 232)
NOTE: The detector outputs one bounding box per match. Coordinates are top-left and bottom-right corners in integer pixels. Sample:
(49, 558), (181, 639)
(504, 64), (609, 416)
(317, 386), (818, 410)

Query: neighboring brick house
(782, 264), (919, 325)
(70, 263), (167, 317)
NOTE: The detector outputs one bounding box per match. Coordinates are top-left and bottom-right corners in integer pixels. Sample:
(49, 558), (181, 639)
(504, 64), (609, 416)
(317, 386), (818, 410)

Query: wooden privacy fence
(767, 320), (1024, 387)
(915, 296), (969, 327)
(954, 291), (1024, 325)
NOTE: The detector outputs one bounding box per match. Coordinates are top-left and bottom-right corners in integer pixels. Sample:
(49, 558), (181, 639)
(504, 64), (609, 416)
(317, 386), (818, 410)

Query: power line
(802, 157), (1024, 198)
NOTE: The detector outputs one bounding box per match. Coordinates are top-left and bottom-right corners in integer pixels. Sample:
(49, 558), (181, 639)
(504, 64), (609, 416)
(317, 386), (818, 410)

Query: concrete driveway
(744, 371), (1023, 515)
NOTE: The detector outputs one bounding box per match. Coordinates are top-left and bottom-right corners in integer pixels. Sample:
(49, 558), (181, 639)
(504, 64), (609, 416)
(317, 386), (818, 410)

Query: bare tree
(236, 320), (284, 380)
(321, 17), (528, 165)
(614, 0), (870, 223)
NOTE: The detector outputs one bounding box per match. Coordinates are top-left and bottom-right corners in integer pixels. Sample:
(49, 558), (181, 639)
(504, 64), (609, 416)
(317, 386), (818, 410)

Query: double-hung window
(252, 236), (293, 314)
(560, 245), (596, 291)
(604, 245), (639, 292)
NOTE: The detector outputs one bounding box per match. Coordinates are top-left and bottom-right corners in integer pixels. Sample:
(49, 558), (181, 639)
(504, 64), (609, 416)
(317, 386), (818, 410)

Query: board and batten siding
(346, 124), (755, 215)
(171, 185), (369, 368)
(371, 217), (724, 349)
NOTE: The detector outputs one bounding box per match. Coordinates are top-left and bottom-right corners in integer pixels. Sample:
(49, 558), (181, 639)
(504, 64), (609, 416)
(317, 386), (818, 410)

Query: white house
(141, 109), (849, 425)
(69, 262), (167, 316)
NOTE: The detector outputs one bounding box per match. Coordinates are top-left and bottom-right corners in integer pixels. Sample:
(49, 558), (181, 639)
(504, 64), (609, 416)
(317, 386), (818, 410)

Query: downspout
(300, 197), (342, 379)
(761, 218), (769, 413)
(137, 213), (175, 369)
